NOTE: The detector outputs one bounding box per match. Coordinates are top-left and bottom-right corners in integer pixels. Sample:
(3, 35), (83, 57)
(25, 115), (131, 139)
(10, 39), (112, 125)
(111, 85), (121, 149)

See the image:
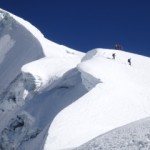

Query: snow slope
(76, 117), (150, 150)
(0, 8), (84, 150)
(44, 49), (150, 150)
(0, 8), (83, 110)
(0, 9), (44, 97)
(0, 8), (150, 150)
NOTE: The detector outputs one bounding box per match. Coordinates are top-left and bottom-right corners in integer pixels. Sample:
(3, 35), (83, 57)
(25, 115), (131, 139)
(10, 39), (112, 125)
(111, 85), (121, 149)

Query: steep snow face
(1, 8), (83, 58)
(44, 49), (150, 150)
(0, 9), (84, 111)
(0, 10), (44, 104)
(22, 55), (82, 92)
(0, 34), (15, 64)
(0, 8), (85, 150)
(0, 68), (87, 150)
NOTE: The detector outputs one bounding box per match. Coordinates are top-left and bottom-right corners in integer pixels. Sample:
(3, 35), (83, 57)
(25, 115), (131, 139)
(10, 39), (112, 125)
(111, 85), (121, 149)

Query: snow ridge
(0, 8), (150, 150)
(44, 49), (150, 150)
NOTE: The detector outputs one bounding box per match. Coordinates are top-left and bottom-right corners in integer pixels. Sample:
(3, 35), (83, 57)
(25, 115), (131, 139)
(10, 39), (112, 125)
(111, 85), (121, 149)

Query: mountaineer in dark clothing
(112, 53), (116, 59)
(128, 58), (131, 65)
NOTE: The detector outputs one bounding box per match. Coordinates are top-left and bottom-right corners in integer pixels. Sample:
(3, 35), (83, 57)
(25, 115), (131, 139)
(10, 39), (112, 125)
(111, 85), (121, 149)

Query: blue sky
(1, 0), (150, 56)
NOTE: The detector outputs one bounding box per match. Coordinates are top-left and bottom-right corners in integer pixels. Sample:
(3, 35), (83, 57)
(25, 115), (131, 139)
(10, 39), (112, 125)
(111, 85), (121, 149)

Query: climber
(128, 58), (131, 66)
(112, 53), (116, 59)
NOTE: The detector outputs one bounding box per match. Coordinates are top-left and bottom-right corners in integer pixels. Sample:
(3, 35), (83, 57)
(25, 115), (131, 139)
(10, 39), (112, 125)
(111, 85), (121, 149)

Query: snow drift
(0, 8), (84, 150)
(0, 9), (44, 97)
(44, 49), (150, 150)
(0, 8), (83, 111)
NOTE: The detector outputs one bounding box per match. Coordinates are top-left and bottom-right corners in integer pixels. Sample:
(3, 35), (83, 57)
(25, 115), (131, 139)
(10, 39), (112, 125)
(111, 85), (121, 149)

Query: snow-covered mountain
(0, 8), (150, 150)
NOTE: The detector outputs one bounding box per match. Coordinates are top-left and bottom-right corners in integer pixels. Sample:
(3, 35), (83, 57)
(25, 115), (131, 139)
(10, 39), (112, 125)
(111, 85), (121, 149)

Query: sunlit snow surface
(0, 8), (150, 150)
(76, 117), (150, 150)
(44, 49), (150, 150)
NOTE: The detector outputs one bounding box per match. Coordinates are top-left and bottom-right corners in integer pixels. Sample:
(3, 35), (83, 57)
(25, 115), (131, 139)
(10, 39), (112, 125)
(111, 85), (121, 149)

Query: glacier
(0, 8), (150, 150)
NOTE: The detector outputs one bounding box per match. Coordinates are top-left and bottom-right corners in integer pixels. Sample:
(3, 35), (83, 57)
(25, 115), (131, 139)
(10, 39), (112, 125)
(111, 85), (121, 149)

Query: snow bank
(0, 8), (86, 150)
(1, 7), (150, 150)
(22, 55), (82, 92)
(0, 9), (84, 111)
(19, 68), (87, 150)
(44, 49), (150, 150)
(77, 68), (101, 91)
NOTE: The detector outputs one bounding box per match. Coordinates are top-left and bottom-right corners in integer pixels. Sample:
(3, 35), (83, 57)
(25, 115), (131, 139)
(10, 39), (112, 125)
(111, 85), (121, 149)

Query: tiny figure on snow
(112, 53), (116, 59)
(128, 58), (131, 66)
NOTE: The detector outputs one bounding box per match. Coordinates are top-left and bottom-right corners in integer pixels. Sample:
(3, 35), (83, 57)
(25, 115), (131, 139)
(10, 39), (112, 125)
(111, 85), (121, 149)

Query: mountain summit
(0, 9), (150, 150)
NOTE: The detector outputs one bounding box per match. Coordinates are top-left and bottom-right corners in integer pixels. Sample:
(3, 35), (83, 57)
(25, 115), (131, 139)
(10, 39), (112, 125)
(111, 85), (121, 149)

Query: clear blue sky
(1, 0), (150, 56)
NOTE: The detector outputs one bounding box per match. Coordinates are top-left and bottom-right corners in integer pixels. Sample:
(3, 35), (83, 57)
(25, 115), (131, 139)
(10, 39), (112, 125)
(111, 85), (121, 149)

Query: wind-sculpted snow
(22, 73), (42, 92)
(22, 56), (82, 91)
(18, 68), (87, 150)
(1, 8), (150, 150)
(0, 10), (83, 112)
(1, 8), (84, 58)
(44, 49), (150, 150)
(0, 10), (44, 101)
(77, 68), (101, 91)
(0, 8), (85, 150)
(81, 49), (98, 62)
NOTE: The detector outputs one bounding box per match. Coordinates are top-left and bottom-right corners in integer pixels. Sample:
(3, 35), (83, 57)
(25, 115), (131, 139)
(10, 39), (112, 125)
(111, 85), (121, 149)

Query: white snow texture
(0, 8), (150, 150)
